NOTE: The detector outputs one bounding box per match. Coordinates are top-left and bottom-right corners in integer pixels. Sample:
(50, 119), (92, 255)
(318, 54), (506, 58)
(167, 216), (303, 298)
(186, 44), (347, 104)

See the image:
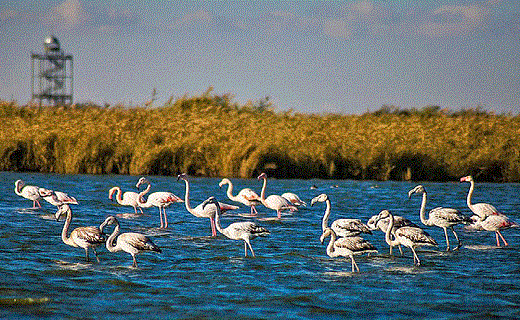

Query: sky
(1, 0), (519, 114)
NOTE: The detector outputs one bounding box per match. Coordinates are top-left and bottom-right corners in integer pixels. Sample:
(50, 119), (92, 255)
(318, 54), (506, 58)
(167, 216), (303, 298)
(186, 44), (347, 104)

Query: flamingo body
(136, 177), (183, 228)
(14, 180), (53, 208)
(281, 192), (307, 207)
(108, 186), (143, 214)
(44, 190), (79, 207)
(219, 178), (262, 215)
(257, 173), (297, 219)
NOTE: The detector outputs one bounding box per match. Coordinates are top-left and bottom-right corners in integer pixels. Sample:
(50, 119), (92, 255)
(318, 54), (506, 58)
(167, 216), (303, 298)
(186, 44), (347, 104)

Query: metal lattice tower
(31, 36), (73, 106)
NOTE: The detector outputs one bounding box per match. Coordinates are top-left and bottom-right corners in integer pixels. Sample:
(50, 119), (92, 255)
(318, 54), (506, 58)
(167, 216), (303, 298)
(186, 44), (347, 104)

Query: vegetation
(1, 92), (519, 182)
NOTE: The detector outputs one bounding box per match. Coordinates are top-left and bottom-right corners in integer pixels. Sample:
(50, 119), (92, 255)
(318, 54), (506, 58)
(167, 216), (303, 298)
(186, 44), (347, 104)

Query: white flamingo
(14, 180), (53, 209)
(366, 213), (418, 255)
(472, 214), (518, 246)
(202, 197), (270, 257)
(257, 173), (297, 219)
(375, 210), (437, 266)
(43, 190), (79, 207)
(460, 175), (500, 218)
(55, 204), (106, 262)
(108, 186), (143, 214)
(311, 193), (372, 237)
(100, 215), (162, 267)
(218, 178), (262, 215)
(320, 227), (377, 273)
(177, 173), (239, 237)
(281, 192), (307, 207)
(408, 185), (470, 251)
(135, 177), (184, 229)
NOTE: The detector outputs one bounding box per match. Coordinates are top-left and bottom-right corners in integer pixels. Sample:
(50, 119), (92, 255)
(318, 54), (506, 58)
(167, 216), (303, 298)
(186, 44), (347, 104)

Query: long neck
(139, 182), (151, 200)
(112, 187), (124, 205)
(138, 183), (154, 208)
(259, 178), (267, 203)
(326, 231), (337, 257)
(106, 222), (121, 253)
(14, 181), (23, 196)
(419, 192), (430, 225)
(61, 208), (76, 247)
(181, 179), (195, 214)
(213, 204), (225, 235)
(321, 199), (332, 231)
(385, 214), (400, 246)
(223, 181), (237, 201)
(466, 180), (475, 211)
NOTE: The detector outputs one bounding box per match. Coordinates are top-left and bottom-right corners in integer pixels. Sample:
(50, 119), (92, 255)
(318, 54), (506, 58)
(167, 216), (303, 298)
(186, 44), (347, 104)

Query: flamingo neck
(106, 221), (121, 253)
(61, 207), (76, 247)
(326, 230), (337, 258)
(138, 182), (151, 202)
(321, 199), (332, 231)
(14, 181), (24, 196)
(466, 180), (475, 212)
(419, 192), (430, 226)
(384, 214), (400, 247)
(223, 180), (237, 201)
(181, 179), (195, 214)
(259, 178), (268, 204)
(111, 187), (124, 205)
(213, 204), (225, 235)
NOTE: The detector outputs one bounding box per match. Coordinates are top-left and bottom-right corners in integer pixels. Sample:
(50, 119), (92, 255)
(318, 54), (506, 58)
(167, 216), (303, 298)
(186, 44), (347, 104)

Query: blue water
(1, 172), (519, 319)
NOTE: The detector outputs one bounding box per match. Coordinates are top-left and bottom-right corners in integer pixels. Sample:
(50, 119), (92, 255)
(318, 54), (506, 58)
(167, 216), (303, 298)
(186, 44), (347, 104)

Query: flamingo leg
(159, 208), (164, 228)
(350, 256), (359, 272)
(84, 248), (90, 262)
(245, 239), (255, 257)
(443, 227), (450, 251)
(411, 247), (421, 266)
(92, 247), (100, 263)
(398, 245), (404, 256)
(389, 245), (393, 255)
(451, 227), (462, 250)
(495, 232), (501, 246)
(497, 231), (509, 246)
(163, 207), (168, 229)
(210, 217), (217, 237)
(277, 210), (281, 219)
(132, 254), (138, 268)
(251, 205), (258, 215)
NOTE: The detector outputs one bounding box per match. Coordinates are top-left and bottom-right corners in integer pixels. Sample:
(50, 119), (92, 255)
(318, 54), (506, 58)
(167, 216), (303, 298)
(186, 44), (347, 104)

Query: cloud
(171, 9), (212, 28)
(47, 0), (89, 29)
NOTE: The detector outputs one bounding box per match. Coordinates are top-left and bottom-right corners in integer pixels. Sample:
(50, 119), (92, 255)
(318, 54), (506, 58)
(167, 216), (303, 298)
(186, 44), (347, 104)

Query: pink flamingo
(218, 178), (262, 215)
(135, 177), (183, 229)
(14, 180), (53, 209)
(257, 173), (297, 219)
(282, 192), (307, 207)
(460, 175), (500, 218)
(43, 190), (79, 207)
(177, 173), (239, 237)
(108, 186), (143, 214)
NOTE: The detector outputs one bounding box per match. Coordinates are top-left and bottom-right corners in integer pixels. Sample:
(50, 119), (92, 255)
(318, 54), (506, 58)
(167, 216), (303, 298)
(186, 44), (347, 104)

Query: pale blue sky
(1, 0), (519, 114)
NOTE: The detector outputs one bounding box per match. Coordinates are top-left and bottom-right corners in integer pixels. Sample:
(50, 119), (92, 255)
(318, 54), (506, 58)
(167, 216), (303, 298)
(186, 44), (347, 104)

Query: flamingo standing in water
(375, 210), (437, 266)
(408, 185), (470, 251)
(43, 190), (79, 207)
(366, 213), (418, 255)
(108, 186), (143, 214)
(202, 197), (270, 257)
(177, 173), (239, 237)
(282, 192), (307, 207)
(218, 178), (262, 215)
(135, 177), (183, 229)
(311, 193), (372, 237)
(14, 180), (53, 209)
(460, 175), (518, 246)
(320, 227), (377, 273)
(55, 204), (106, 262)
(257, 173), (297, 219)
(100, 215), (162, 267)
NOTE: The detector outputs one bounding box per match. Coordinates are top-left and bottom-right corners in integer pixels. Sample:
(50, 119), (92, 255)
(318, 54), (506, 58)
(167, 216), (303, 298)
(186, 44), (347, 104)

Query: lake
(1, 172), (519, 319)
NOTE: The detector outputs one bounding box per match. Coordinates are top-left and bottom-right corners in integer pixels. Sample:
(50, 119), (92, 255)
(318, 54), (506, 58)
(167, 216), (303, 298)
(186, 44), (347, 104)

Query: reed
(1, 95), (519, 182)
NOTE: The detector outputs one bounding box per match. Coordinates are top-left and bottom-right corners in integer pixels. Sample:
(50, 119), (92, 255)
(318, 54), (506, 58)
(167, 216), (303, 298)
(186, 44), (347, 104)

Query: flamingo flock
(12, 174), (519, 270)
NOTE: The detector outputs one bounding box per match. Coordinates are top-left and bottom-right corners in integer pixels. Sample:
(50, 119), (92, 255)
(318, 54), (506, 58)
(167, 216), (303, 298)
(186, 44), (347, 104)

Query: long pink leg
(495, 232), (501, 246)
(497, 231), (509, 246)
(277, 210), (281, 219)
(159, 208), (164, 228)
(163, 208), (168, 229)
(210, 217), (217, 237)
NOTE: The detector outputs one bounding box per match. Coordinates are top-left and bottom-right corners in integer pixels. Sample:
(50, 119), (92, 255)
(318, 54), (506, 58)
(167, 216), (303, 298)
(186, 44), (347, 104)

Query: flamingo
(460, 175), (500, 218)
(311, 193), (372, 237)
(108, 186), (143, 214)
(471, 214), (518, 246)
(99, 215), (162, 267)
(218, 178), (262, 215)
(43, 190), (79, 207)
(202, 197), (270, 257)
(55, 204), (106, 262)
(177, 173), (239, 237)
(320, 227), (377, 273)
(257, 173), (297, 219)
(408, 185), (470, 251)
(281, 192), (307, 207)
(14, 180), (53, 209)
(366, 213), (418, 255)
(375, 210), (437, 266)
(135, 177), (183, 229)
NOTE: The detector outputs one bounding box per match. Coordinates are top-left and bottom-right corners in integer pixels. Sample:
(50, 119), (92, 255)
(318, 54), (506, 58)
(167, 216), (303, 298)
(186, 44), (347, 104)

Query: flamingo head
(136, 177), (150, 189)
(38, 188), (54, 197)
(218, 178), (230, 188)
(108, 187), (119, 200)
(375, 209), (391, 223)
(177, 173), (188, 181)
(460, 175), (473, 183)
(257, 173), (267, 180)
(55, 204), (71, 221)
(408, 185), (426, 198)
(320, 227), (334, 244)
(202, 196), (219, 210)
(15, 179), (25, 188)
(366, 215), (379, 230)
(311, 193), (328, 206)
(99, 215), (118, 232)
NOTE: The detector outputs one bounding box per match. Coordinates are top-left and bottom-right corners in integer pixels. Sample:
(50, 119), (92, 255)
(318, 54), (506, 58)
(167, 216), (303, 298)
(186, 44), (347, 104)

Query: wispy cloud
(171, 9), (212, 29)
(46, 0), (89, 29)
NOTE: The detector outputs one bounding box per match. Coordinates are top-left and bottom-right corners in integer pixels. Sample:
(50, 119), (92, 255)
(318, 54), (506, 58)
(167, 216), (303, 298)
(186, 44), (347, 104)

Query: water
(1, 172), (520, 319)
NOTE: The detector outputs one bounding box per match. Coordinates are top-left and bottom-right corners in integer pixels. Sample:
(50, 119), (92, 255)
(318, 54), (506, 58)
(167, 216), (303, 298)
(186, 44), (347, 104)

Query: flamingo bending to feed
(460, 175), (518, 246)
(14, 180), (53, 209)
(257, 173), (297, 219)
(218, 178), (262, 215)
(311, 193), (372, 237)
(408, 185), (470, 251)
(100, 216), (161, 267)
(135, 177), (183, 229)
(202, 197), (270, 257)
(375, 210), (437, 266)
(55, 204), (106, 262)
(282, 192), (307, 207)
(320, 227), (377, 273)
(43, 190), (79, 207)
(108, 186), (143, 214)
(366, 213), (418, 255)
(177, 173), (239, 237)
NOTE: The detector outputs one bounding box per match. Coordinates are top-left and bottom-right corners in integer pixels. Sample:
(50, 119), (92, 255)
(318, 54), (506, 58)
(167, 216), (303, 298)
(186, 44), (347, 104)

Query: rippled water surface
(1, 172), (520, 319)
